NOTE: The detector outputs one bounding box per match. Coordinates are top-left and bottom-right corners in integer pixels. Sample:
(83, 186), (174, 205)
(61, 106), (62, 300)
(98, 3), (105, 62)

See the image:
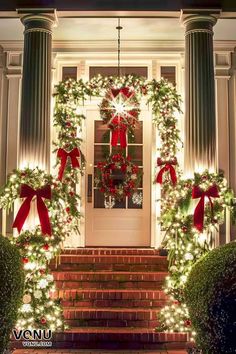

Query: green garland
(0, 168), (74, 330)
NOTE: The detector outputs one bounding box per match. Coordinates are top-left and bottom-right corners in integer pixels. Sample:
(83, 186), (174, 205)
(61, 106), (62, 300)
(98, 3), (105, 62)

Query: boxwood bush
(0, 235), (25, 353)
(185, 241), (236, 354)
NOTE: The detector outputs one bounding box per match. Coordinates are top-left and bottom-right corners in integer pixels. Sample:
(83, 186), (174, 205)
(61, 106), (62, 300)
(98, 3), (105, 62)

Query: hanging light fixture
(116, 18), (123, 77)
(99, 19), (141, 149)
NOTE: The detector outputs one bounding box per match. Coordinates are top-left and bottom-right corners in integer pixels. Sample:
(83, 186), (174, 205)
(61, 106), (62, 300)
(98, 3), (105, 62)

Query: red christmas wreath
(100, 87), (140, 148)
(95, 153), (141, 201)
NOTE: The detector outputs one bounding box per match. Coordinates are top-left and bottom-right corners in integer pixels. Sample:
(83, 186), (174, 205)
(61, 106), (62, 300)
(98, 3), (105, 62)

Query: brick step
(63, 307), (159, 321)
(55, 280), (164, 289)
(53, 289), (168, 301)
(53, 271), (168, 282)
(61, 298), (166, 308)
(52, 255), (168, 266)
(63, 248), (161, 255)
(52, 263), (168, 272)
(66, 319), (159, 328)
(64, 308), (159, 328)
(11, 328), (189, 350)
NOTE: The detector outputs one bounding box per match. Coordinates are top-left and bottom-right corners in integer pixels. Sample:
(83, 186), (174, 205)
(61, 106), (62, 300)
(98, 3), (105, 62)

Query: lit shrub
(0, 235), (25, 353)
(185, 241), (236, 354)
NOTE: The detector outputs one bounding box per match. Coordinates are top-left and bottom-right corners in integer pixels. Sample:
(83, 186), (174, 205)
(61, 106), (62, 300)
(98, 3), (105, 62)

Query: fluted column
(183, 14), (217, 175)
(18, 10), (56, 171)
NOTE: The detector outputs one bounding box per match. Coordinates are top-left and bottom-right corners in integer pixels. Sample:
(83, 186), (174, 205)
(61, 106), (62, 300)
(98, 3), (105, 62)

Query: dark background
(0, 0), (236, 12)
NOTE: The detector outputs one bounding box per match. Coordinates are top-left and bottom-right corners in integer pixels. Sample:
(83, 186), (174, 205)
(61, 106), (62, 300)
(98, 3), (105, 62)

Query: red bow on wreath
(156, 158), (177, 185)
(12, 184), (52, 236)
(192, 184), (219, 232)
(109, 117), (127, 148)
(111, 87), (134, 99)
(57, 147), (80, 180)
(108, 87), (138, 149)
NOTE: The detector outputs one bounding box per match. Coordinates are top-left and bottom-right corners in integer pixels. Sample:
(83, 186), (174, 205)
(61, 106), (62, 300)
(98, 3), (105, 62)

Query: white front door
(85, 102), (151, 246)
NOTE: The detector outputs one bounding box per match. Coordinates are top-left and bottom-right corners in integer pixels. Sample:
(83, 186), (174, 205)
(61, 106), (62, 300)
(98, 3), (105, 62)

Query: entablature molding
(1, 40), (236, 54)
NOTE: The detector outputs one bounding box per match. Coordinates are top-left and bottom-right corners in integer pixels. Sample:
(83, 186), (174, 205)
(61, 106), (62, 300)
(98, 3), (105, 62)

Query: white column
(182, 12), (218, 175)
(18, 9), (56, 172)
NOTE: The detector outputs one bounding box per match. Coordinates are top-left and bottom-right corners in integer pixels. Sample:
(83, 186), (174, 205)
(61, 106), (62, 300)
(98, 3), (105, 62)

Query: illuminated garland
(0, 168), (76, 330)
(53, 80), (86, 184)
(147, 79), (182, 185)
(158, 171), (234, 333)
(147, 79), (235, 334)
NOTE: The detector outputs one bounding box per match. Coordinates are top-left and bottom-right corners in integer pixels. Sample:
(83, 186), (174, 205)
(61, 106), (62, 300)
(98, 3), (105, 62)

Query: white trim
(1, 40), (236, 53)
(0, 10), (181, 19)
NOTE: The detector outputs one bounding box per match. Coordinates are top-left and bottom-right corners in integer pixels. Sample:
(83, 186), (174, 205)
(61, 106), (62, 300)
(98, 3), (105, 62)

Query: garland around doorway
(0, 74), (234, 335)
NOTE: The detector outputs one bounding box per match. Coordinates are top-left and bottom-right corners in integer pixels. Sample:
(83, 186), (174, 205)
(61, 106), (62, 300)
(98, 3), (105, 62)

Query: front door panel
(85, 104), (151, 246)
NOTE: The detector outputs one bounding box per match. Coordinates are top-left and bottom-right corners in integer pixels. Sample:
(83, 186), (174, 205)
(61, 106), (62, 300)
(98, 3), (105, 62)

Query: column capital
(180, 9), (220, 34)
(17, 8), (57, 34)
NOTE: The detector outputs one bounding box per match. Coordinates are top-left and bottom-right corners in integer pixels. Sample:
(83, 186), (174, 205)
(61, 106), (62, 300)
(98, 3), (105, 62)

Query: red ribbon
(156, 163), (177, 185)
(192, 184), (219, 232)
(57, 148), (80, 180)
(109, 117), (127, 148)
(12, 184), (52, 236)
(107, 87), (137, 149)
(111, 124), (127, 148)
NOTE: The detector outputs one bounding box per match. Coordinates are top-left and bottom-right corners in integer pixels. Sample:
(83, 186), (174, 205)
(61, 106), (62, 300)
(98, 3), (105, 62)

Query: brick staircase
(12, 248), (190, 351)
(50, 248), (189, 351)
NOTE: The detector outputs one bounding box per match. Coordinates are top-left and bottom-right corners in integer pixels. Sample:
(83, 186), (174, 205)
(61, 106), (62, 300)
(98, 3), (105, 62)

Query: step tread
(59, 255), (166, 258)
(64, 307), (160, 312)
(59, 287), (164, 290)
(63, 248), (161, 254)
(56, 289), (166, 292)
(53, 271), (168, 274)
(62, 327), (186, 334)
(54, 328), (188, 341)
(53, 271), (168, 281)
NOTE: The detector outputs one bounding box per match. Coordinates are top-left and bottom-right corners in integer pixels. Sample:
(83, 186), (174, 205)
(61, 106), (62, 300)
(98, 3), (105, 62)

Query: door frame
(81, 59), (158, 248)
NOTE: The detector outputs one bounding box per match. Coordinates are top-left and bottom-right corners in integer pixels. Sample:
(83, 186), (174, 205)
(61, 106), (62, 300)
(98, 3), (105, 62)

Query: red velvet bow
(192, 184), (219, 232)
(57, 147), (80, 181)
(156, 161), (177, 185)
(111, 87), (134, 99)
(109, 117), (127, 148)
(12, 184), (52, 235)
(111, 124), (127, 148)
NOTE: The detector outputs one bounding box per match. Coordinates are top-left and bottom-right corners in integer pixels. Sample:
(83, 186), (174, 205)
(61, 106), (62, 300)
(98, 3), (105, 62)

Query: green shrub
(0, 235), (25, 353)
(185, 241), (236, 354)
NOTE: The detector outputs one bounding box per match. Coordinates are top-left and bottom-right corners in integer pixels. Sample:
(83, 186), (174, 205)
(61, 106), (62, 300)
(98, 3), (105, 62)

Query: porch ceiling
(0, 17), (236, 41)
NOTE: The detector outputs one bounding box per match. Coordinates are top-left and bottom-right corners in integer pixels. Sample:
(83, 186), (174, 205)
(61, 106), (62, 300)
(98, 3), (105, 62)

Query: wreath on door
(95, 153), (141, 202)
